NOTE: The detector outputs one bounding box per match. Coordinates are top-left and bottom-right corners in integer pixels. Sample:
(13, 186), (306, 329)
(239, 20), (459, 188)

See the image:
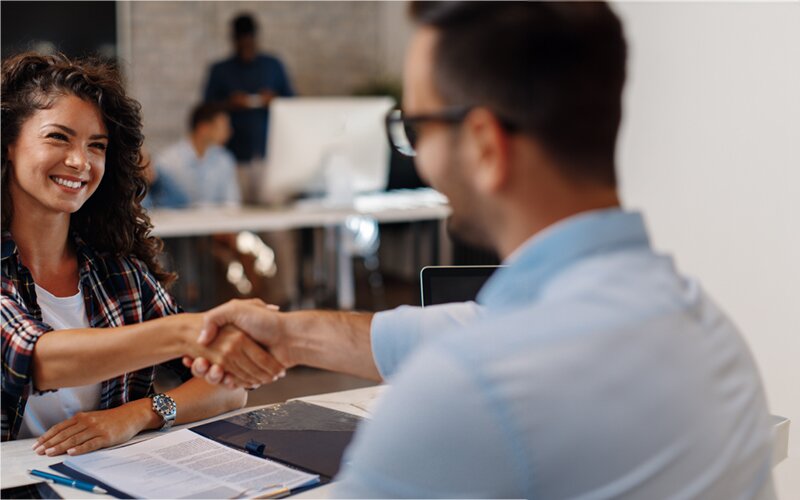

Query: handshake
(180, 299), (379, 389)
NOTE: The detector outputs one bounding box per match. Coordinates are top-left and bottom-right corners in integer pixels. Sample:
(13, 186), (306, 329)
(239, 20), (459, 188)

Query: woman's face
(7, 94), (108, 218)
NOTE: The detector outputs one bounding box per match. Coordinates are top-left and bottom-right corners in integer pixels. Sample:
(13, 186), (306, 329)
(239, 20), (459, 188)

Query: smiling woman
(8, 95), (109, 245)
(0, 53), (152, 273)
(0, 53), (285, 453)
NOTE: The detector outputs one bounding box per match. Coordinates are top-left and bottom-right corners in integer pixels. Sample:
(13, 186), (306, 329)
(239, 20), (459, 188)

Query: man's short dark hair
(410, 2), (627, 186)
(189, 102), (226, 131)
(232, 13), (257, 39)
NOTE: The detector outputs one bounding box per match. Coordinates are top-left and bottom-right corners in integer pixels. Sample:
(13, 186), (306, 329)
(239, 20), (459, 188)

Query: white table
(1, 386), (789, 499)
(149, 191), (451, 237)
(148, 190), (452, 309)
(0, 386), (385, 499)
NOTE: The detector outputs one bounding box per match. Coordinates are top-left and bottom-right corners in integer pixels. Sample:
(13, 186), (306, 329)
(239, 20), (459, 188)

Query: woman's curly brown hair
(1, 52), (175, 286)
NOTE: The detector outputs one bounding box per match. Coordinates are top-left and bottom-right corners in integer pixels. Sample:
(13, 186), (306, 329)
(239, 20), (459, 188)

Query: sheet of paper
(296, 385), (388, 418)
(64, 429), (318, 499)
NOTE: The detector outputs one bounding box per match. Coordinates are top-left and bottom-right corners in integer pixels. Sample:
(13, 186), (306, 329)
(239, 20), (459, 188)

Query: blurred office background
(2, 1), (798, 495)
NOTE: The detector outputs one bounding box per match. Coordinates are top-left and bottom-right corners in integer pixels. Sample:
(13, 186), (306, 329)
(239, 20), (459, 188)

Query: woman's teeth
(52, 177), (83, 189)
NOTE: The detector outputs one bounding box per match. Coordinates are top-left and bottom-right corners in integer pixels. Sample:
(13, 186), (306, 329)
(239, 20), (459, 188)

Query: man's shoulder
(205, 145), (236, 164)
(256, 53), (286, 68)
(432, 262), (751, 390)
(209, 56), (237, 71)
(156, 139), (192, 169)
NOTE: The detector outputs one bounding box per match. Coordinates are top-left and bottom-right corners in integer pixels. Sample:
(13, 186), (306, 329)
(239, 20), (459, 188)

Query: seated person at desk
(149, 102), (240, 209)
(189, 2), (775, 498)
(140, 146), (188, 210)
(0, 53), (283, 453)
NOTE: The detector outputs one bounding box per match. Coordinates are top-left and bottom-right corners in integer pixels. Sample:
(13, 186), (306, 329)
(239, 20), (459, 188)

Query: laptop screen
(420, 266), (502, 307)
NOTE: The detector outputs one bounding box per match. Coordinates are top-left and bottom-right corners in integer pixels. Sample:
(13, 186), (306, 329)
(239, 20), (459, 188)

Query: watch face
(153, 395), (176, 415)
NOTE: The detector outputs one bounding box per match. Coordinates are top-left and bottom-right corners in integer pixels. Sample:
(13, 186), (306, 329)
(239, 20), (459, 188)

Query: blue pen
(28, 469), (108, 495)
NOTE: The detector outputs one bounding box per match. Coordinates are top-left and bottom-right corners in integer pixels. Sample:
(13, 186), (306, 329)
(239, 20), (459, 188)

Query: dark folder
(190, 400), (364, 480)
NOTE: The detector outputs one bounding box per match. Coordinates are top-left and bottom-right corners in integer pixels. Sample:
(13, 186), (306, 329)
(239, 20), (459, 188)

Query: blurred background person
(153, 102), (240, 209)
(204, 12), (294, 201)
(202, 13), (298, 310)
(140, 146), (188, 210)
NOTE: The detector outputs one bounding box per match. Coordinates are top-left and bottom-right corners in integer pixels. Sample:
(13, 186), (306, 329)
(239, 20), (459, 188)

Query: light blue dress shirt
(334, 209), (774, 499)
(155, 139), (241, 207)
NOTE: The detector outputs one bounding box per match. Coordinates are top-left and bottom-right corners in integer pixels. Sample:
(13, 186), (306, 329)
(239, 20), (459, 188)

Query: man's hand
(185, 299), (291, 389)
(192, 324), (286, 388)
(32, 404), (150, 456)
(259, 89), (276, 107)
(228, 91), (251, 109)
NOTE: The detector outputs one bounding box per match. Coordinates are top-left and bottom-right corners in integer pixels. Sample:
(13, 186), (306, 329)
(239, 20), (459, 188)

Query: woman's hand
(32, 401), (153, 456)
(183, 299), (290, 389)
(172, 312), (284, 388)
(191, 324), (286, 388)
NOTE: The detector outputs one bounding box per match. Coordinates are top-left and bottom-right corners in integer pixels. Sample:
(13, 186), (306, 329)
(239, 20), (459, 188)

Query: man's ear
(461, 107), (511, 194)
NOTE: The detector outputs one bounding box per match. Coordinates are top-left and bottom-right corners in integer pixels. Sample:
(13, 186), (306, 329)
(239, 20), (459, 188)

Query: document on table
(63, 429), (319, 499)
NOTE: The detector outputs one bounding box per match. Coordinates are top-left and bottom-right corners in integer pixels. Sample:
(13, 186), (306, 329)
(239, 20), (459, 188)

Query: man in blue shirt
(203, 13), (294, 164)
(190, 3), (774, 498)
(153, 103), (240, 208)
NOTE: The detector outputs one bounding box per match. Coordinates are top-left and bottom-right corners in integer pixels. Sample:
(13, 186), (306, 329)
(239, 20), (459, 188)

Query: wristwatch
(150, 393), (177, 431)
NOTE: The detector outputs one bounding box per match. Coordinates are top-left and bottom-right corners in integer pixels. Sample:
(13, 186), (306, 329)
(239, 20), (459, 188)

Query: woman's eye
(91, 142), (107, 151)
(47, 132), (69, 141)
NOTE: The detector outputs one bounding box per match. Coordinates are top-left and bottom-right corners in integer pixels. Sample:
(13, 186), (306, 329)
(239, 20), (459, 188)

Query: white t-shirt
(17, 285), (102, 439)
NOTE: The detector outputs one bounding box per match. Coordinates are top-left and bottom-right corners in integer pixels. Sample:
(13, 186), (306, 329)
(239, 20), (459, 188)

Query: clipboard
(191, 400), (364, 480)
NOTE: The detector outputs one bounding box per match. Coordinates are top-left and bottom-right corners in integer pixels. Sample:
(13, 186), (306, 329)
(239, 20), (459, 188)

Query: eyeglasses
(384, 107), (472, 157)
(385, 107), (518, 157)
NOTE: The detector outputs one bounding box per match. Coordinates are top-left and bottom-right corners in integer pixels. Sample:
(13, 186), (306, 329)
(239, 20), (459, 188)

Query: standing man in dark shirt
(204, 13), (298, 307)
(204, 13), (294, 168)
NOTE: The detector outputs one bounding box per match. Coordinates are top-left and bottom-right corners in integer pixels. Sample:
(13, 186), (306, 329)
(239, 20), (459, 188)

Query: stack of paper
(64, 429), (319, 499)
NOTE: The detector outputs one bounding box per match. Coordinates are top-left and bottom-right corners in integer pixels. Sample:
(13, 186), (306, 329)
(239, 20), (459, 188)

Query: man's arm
(191, 299), (485, 387)
(195, 301), (379, 383)
(203, 64), (224, 103)
(331, 345), (523, 498)
(280, 310), (378, 379)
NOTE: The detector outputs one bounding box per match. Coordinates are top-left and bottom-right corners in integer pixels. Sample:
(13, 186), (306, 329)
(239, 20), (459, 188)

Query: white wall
(379, 1), (414, 79)
(614, 1), (800, 494)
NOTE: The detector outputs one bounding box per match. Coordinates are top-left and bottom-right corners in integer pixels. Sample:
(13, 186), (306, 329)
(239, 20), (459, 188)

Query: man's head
(401, 2), (626, 256)
(232, 13), (258, 63)
(190, 103), (232, 146)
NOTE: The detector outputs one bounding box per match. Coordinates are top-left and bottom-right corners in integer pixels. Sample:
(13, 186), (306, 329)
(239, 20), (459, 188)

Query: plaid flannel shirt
(1, 231), (188, 441)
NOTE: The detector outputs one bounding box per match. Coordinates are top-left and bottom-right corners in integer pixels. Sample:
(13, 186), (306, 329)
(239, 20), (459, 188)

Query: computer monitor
(420, 265), (504, 307)
(259, 97), (396, 205)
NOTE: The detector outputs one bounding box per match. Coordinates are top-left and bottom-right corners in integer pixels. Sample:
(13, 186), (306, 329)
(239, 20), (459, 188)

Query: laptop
(420, 265), (503, 307)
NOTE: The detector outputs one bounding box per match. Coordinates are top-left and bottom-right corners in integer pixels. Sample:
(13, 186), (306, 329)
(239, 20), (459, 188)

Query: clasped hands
(183, 299), (290, 390)
(31, 300), (282, 457)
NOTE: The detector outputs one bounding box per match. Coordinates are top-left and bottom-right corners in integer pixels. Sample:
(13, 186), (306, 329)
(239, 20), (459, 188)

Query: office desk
(148, 190), (452, 309)
(0, 386), (384, 499)
(1, 385), (789, 499)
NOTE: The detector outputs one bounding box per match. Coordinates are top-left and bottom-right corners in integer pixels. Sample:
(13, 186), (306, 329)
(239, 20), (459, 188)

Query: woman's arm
(32, 380), (247, 456)
(32, 314), (283, 391)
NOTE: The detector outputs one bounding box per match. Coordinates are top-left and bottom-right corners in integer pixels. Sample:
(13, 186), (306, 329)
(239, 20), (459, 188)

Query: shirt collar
(1, 231), (17, 262)
(477, 208), (651, 309)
